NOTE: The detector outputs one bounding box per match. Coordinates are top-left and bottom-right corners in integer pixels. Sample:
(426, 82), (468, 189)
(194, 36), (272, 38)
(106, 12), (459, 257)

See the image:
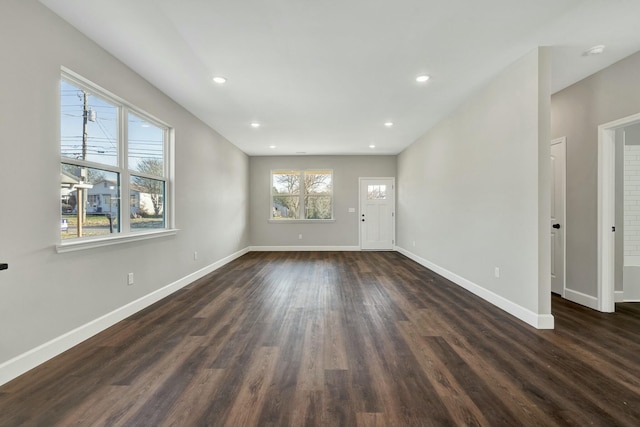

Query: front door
(551, 138), (566, 295)
(360, 178), (395, 250)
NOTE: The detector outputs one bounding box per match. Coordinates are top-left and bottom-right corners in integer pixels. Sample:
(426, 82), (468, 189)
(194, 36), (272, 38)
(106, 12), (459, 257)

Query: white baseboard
(0, 247), (250, 387)
(396, 247), (554, 330)
(615, 291), (625, 303)
(564, 288), (599, 310)
(250, 245), (361, 251)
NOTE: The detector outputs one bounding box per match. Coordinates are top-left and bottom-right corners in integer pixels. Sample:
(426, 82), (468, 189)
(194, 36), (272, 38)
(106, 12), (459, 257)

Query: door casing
(551, 137), (566, 296)
(598, 112), (640, 312)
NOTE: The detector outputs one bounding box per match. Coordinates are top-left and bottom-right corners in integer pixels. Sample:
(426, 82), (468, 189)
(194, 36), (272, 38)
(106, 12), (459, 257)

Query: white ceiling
(40, 0), (640, 156)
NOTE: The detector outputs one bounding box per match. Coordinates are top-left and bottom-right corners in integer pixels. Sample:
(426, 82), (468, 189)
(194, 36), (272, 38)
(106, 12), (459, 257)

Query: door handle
(361, 219), (365, 222)
(0, 263), (7, 271)
(552, 224), (560, 229)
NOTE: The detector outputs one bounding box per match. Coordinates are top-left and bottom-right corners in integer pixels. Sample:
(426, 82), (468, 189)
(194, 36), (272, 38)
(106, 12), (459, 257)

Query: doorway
(359, 177), (395, 250)
(598, 112), (640, 312)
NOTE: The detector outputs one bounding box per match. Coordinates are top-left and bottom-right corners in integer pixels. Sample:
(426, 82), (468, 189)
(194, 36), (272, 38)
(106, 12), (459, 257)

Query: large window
(271, 170), (333, 220)
(60, 70), (171, 242)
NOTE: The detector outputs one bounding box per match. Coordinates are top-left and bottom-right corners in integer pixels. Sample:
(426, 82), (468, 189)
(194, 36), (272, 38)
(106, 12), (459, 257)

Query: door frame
(551, 137), (567, 297)
(359, 177), (396, 250)
(598, 112), (640, 312)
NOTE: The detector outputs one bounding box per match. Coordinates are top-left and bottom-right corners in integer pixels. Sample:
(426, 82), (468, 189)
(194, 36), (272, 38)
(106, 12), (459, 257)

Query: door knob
(552, 224), (560, 229)
(361, 219), (365, 222)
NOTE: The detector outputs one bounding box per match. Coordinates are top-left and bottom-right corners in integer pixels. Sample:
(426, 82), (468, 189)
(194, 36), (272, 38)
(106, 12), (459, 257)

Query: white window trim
(58, 67), (177, 251)
(269, 169), (334, 222)
(56, 229), (179, 253)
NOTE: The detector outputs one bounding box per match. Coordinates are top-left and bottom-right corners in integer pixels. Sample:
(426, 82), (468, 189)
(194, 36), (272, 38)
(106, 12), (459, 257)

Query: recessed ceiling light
(269, 145), (276, 149)
(369, 144), (376, 149)
(584, 45), (605, 56)
(384, 122), (394, 127)
(212, 76), (227, 84)
(416, 74), (430, 83)
(250, 122), (260, 128)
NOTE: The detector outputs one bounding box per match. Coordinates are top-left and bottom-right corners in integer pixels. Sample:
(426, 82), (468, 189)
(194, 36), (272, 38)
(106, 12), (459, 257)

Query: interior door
(551, 138), (566, 295)
(360, 178), (395, 250)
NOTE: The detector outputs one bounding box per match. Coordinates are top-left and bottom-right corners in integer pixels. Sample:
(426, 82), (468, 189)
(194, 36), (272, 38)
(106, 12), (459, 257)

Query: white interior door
(360, 178), (395, 250)
(551, 138), (566, 295)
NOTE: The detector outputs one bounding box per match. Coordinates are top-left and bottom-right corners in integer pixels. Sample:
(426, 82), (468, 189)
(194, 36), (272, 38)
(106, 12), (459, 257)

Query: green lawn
(61, 214), (163, 239)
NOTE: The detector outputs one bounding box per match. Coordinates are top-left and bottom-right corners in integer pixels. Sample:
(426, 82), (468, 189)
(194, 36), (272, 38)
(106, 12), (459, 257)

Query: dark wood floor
(1, 251), (639, 427)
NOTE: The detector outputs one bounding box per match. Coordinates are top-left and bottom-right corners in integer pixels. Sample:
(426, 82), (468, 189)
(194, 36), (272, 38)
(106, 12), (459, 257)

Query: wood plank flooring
(1, 251), (639, 426)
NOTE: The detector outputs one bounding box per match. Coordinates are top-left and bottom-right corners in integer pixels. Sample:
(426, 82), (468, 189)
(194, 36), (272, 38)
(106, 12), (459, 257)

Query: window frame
(269, 169), (334, 223)
(57, 67), (176, 253)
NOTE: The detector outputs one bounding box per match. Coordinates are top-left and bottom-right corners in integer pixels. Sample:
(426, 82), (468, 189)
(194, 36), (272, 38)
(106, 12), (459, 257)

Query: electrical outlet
(298, 234), (303, 240)
(494, 267), (500, 278)
(128, 272), (134, 285)
(412, 241), (416, 247)
(194, 251), (198, 261)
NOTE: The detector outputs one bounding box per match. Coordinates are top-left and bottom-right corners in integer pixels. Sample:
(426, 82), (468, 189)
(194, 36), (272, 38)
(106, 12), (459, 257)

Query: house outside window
(271, 169), (333, 220)
(60, 69), (171, 241)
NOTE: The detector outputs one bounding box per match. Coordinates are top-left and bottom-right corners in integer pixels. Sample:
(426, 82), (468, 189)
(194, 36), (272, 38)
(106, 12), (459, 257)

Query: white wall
(0, 0), (249, 384)
(250, 155), (396, 248)
(397, 48), (552, 328)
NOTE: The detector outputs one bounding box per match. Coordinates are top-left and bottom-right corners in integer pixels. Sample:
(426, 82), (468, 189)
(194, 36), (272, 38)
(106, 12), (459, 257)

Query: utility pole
(82, 90), (88, 161)
(79, 90), (89, 235)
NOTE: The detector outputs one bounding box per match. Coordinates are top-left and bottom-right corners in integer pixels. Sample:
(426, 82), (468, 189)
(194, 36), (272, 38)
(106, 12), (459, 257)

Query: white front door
(551, 138), (566, 295)
(360, 178), (395, 250)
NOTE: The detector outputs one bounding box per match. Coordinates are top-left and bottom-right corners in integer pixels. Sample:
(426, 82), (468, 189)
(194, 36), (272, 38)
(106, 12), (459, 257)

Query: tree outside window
(271, 170), (333, 220)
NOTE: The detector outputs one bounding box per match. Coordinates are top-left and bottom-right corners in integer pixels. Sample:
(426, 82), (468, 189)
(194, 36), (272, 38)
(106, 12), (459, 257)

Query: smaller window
(60, 165), (120, 240)
(130, 175), (165, 229)
(367, 185), (387, 200)
(272, 170), (301, 219)
(271, 169), (333, 220)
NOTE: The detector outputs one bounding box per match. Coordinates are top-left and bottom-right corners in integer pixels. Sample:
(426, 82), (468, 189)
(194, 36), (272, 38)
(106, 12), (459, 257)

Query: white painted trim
(598, 125), (616, 312)
(624, 298), (640, 302)
(56, 229), (179, 253)
(599, 112), (640, 131)
(0, 247), (250, 387)
(564, 288), (599, 310)
(551, 137), (567, 298)
(250, 246), (361, 252)
(396, 247), (554, 329)
(615, 291), (625, 303)
(598, 112), (640, 313)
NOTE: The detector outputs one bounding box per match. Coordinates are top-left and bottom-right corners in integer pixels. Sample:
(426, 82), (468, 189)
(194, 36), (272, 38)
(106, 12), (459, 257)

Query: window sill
(268, 219), (335, 224)
(56, 229), (179, 253)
